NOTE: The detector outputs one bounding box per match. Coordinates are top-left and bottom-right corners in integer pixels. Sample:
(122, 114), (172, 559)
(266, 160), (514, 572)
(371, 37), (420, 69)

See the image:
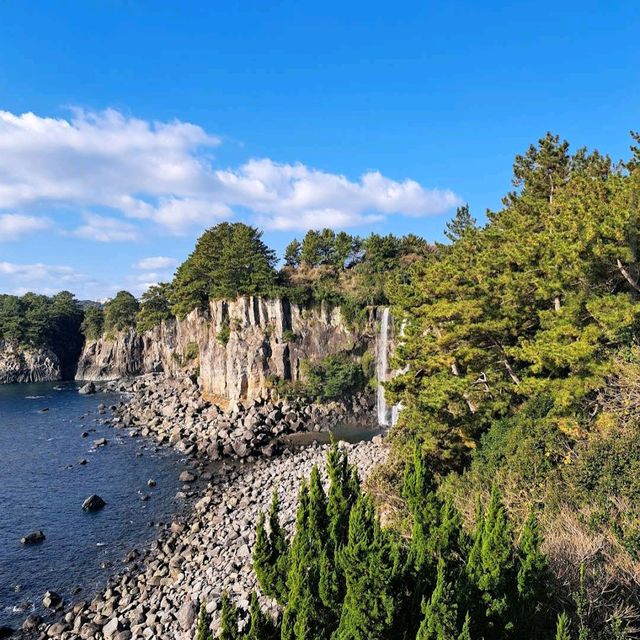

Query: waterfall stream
(376, 307), (401, 427)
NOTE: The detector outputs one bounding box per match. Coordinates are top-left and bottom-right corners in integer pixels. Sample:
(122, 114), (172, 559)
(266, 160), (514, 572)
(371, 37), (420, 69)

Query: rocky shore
(14, 376), (386, 639)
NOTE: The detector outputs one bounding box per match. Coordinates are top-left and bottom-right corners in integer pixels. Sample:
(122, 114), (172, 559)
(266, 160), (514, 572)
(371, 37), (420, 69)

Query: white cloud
(134, 256), (177, 270)
(73, 213), (141, 242)
(0, 261), (94, 296)
(0, 213), (52, 241)
(0, 108), (462, 235)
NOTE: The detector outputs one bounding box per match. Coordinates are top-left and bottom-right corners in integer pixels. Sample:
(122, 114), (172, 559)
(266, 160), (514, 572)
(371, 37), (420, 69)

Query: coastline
(14, 375), (386, 639)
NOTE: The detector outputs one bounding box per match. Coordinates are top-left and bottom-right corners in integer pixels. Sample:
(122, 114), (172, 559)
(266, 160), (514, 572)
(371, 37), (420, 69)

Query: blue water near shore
(0, 381), (191, 628)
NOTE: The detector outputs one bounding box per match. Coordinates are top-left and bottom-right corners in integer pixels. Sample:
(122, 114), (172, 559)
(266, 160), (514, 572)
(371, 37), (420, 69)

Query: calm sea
(0, 381), (190, 628)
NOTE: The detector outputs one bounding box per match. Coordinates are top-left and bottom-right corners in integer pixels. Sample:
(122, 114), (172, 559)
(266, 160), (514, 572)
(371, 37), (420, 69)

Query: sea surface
(0, 381), (191, 628)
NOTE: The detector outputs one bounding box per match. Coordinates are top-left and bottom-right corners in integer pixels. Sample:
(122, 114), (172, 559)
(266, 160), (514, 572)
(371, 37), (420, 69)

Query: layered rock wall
(0, 340), (62, 384)
(76, 297), (374, 403)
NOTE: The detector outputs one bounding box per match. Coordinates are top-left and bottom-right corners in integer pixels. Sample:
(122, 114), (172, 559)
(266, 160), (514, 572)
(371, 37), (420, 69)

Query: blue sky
(0, 0), (638, 299)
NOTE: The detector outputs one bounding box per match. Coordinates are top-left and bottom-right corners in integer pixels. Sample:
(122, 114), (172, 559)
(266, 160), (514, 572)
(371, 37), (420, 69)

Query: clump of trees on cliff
(103, 222), (432, 336)
(0, 290), (85, 375)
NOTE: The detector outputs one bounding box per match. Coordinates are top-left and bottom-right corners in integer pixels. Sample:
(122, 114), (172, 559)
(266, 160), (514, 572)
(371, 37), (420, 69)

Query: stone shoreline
(15, 376), (386, 639)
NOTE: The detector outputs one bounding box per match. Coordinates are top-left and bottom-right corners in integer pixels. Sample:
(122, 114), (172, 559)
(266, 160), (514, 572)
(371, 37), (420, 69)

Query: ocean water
(0, 381), (191, 628)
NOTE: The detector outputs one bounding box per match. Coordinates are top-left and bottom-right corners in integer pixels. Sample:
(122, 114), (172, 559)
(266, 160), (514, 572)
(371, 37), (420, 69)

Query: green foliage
(184, 341), (199, 362)
(218, 593), (241, 640)
(243, 592), (278, 640)
(284, 239), (302, 268)
(555, 613), (572, 640)
(217, 317), (231, 345)
(253, 493), (289, 604)
(196, 602), (213, 640)
(136, 282), (173, 332)
(81, 305), (104, 340)
(302, 354), (366, 403)
(171, 223), (277, 317)
(0, 291), (84, 376)
(444, 204), (477, 243)
(416, 559), (459, 640)
(333, 495), (400, 640)
(104, 290), (139, 332)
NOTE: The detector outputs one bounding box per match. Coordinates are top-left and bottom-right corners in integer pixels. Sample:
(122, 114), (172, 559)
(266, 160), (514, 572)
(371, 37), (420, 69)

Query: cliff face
(76, 297), (374, 403)
(0, 340), (62, 384)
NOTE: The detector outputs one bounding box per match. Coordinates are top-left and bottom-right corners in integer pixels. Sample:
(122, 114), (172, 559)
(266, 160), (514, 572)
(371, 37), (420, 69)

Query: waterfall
(376, 307), (393, 426)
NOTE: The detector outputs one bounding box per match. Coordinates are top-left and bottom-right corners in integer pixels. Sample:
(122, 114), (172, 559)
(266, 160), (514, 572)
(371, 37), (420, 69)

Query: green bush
(302, 354), (366, 403)
(216, 317), (231, 345)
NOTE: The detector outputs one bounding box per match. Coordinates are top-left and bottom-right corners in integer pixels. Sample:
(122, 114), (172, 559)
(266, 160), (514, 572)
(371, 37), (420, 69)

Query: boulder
(177, 601), (196, 631)
(43, 590), (64, 611)
(179, 471), (195, 483)
(92, 437), (108, 448)
(21, 530), (45, 545)
(82, 494), (106, 511)
(78, 382), (96, 395)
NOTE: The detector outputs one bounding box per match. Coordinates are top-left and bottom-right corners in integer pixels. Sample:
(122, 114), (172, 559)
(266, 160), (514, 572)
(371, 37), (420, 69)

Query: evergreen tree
(196, 601), (213, 640)
(253, 493), (289, 604)
(137, 282), (174, 332)
(416, 559), (459, 640)
(444, 204), (477, 243)
(516, 513), (550, 628)
(242, 592), (278, 640)
(281, 482), (330, 640)
(333, 496), (400, 640)
(81, 304), (105, 340)
(458, 612), (472, 640)
(218, 593), (241, 640)
(171, 223), (277, 317)
(465, 486), (514, 639)
(284, 239), (302, 268)
(555, 613), (571, 640)
(104, 290), (139, 332)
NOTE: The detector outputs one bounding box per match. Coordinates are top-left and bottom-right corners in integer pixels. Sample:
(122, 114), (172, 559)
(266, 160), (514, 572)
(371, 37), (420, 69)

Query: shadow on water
(279, 421), (385, 448)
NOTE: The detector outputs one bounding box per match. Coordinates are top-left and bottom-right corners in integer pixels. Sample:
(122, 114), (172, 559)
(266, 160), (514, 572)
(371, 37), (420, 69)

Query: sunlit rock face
(76, 297), (375, 403)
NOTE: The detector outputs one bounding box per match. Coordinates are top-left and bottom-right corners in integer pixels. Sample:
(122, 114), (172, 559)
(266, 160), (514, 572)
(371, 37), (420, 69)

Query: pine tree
(416, 559), (459, 640)
(555, 612), (571, 640)
(253, 493), (289, 604)
(284, 239), (302, 268)
(196, 601), (213, 640)
(218, 593), (241, 640)
(333, 496), (400, 640)
(444, 204), (477, 243)
(242, 592), (278, 640)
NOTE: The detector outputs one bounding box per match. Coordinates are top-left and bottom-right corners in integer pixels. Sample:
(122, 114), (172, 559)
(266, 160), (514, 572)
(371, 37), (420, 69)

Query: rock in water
(179, 471), (195, 483)
(42, 590), (64, 610)
(78, 381), (96, 395)
(20, 530), (45, 545)
(82, 494), (106, 511)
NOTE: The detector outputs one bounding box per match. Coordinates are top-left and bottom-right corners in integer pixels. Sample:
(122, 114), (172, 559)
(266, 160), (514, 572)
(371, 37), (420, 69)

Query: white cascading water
(376, 307), (393, 426)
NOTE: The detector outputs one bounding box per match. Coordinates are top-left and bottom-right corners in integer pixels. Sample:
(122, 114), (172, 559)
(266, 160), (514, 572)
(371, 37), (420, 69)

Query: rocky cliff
(76, 297), (375, 403)
(0, 340), (62, 384)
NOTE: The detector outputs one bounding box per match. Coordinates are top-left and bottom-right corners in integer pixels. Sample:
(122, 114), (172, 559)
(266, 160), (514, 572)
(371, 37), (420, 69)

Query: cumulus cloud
(134, 256), (177, 270)
(73, 213), (141, 242)
(0, 213), (52, 241)
(0, 108), (462, 235)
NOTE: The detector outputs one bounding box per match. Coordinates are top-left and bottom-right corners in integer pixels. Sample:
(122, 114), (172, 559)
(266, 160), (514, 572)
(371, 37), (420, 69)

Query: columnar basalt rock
(76, 297), (375, 403)
(0, 340), (62, 384)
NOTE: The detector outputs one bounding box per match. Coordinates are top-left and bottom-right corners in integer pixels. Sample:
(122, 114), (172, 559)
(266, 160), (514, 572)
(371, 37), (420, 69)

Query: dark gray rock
(82, 494), (106, 511)
(20, 530), (45, 545)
